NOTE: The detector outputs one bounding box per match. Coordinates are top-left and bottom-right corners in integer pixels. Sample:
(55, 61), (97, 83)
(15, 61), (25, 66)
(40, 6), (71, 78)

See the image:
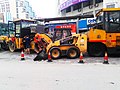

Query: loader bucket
(33, 50), (48, 61)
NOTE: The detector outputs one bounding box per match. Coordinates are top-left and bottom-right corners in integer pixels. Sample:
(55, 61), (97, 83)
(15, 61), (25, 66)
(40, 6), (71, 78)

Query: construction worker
(33, 34), (47, 61)
(23, 35), (31, 54)
(34, 33), (42, 53)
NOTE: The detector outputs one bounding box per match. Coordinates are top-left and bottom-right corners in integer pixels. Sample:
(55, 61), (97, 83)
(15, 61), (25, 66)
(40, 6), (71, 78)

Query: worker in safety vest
(34, 33), (41, 43)
(33, 33), (47, 61)
(34, 33), (43, 53)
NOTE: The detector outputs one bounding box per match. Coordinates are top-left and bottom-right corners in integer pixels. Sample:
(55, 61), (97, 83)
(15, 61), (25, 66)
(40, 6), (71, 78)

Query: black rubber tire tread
(66, 47), (80, 59)
(1, 42), (8, 50)
(88, 43), (106, 57)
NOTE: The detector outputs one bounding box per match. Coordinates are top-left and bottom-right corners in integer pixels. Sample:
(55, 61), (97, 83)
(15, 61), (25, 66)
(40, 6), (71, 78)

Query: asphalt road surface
(0, 51), (120, 90)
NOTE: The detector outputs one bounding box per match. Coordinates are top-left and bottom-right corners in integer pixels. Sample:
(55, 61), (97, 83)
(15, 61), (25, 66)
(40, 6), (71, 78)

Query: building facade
(0, 0), (12, 23)
(0, 0), (35, 23)
(57, 0), (120, 32)
(58, 0), (103, 16)
(58, 0), (120, 17)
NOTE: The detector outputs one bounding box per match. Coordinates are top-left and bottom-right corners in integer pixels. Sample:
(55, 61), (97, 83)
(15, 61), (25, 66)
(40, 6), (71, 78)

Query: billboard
(78, 18), (96, 30)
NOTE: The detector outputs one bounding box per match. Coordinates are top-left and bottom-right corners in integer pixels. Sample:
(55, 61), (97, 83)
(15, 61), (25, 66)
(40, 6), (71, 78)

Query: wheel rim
(9, 42), (15, 52)
(51, 49), (60, 58)
(69, 50), (77, 57)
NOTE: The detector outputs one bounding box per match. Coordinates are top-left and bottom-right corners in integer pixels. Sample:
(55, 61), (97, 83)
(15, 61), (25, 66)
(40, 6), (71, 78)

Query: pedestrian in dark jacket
(23, 35), (31, 54)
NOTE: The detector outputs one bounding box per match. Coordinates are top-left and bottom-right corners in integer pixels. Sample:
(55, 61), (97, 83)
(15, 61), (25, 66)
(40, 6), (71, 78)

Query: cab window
(104, 11), (120, 32)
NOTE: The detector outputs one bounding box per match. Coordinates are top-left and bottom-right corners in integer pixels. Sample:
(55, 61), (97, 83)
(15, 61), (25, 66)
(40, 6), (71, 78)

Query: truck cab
(8, 19), (36, 52)
(88, 8), (120, 56)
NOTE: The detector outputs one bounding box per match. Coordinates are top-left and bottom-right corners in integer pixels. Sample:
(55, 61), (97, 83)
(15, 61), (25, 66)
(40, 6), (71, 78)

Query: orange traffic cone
(78, 52), (84, 63)
(103, 52), (109, 64)
(21, 50), (25, 60)
(47, 51), (52, 62)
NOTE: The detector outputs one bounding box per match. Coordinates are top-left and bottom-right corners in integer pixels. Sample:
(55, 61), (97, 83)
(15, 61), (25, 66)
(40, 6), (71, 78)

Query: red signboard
(55, 24), (76, 34)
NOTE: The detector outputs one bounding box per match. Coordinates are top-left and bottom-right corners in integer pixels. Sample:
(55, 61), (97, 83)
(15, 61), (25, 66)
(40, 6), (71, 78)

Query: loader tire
(67, 47), (80, 59)
(50, 48), (61, 59)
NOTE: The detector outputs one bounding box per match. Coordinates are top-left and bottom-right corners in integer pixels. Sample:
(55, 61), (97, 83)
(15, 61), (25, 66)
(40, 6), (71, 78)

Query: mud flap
(33, 50), (48, 61)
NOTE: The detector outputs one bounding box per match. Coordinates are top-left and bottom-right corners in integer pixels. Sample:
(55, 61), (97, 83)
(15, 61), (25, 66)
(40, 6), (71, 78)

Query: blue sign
(78, 19), (87, 30)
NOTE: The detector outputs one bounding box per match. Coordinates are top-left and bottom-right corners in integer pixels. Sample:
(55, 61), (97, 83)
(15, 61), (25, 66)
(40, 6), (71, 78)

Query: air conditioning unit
(89, 5), (93, 9)
(94, 3), (99, 7)
(78, 9), (81, 12)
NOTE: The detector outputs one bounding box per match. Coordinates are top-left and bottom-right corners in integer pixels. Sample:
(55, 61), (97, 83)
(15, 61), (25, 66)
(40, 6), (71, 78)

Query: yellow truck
(87, 8), (120, 56)
(8, 19), (36, 52)
(0, 23), (9, 50)
(0, 35), (9, 50)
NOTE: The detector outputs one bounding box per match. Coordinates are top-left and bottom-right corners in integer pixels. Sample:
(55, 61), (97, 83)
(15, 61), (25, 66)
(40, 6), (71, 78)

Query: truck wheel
(50, 48), (61, 59)
(88, 43), (106, 57)
(67, 47), (80, 59)
(8, 41), (16, 52)
(1, 42), (8, 50)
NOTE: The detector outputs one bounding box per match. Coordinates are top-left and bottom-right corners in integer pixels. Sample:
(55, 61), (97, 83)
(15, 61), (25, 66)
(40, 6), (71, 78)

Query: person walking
(22, 36), (26, 52)
(23, 35), (31, 54)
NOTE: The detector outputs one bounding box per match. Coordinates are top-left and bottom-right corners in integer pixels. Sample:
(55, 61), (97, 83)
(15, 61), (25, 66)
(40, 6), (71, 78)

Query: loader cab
(8, 19), (35, 38)
(53, 28), (72, 41)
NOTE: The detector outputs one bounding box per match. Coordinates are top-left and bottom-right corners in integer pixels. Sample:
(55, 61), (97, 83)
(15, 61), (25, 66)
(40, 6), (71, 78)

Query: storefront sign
(87, 18), (96, 24)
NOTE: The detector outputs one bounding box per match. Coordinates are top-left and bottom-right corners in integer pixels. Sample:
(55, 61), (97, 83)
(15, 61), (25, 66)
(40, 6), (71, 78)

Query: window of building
(95, 0), (103, 4)
(107, 4), (115, 8)
(83, 0), (93, 7)
(17, 14), (19, 18)
(6, 9), (10, 12)
(2, 8), (5, 12)
(1, 4), (5, 8)
(6, 3), (9, 7)
(89, 0), (93, 5)
(61, 9), (66, 15)
(73, 3), (81, 11)
(20, 1), (23, 7)
(16, 2), (18, 7)
(83, 1), (89, 7)
(22, 8), (25, 12)
(26, 13), (29, 19)
(66, 6), (71, 13)
(16, 8), (18, 13)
